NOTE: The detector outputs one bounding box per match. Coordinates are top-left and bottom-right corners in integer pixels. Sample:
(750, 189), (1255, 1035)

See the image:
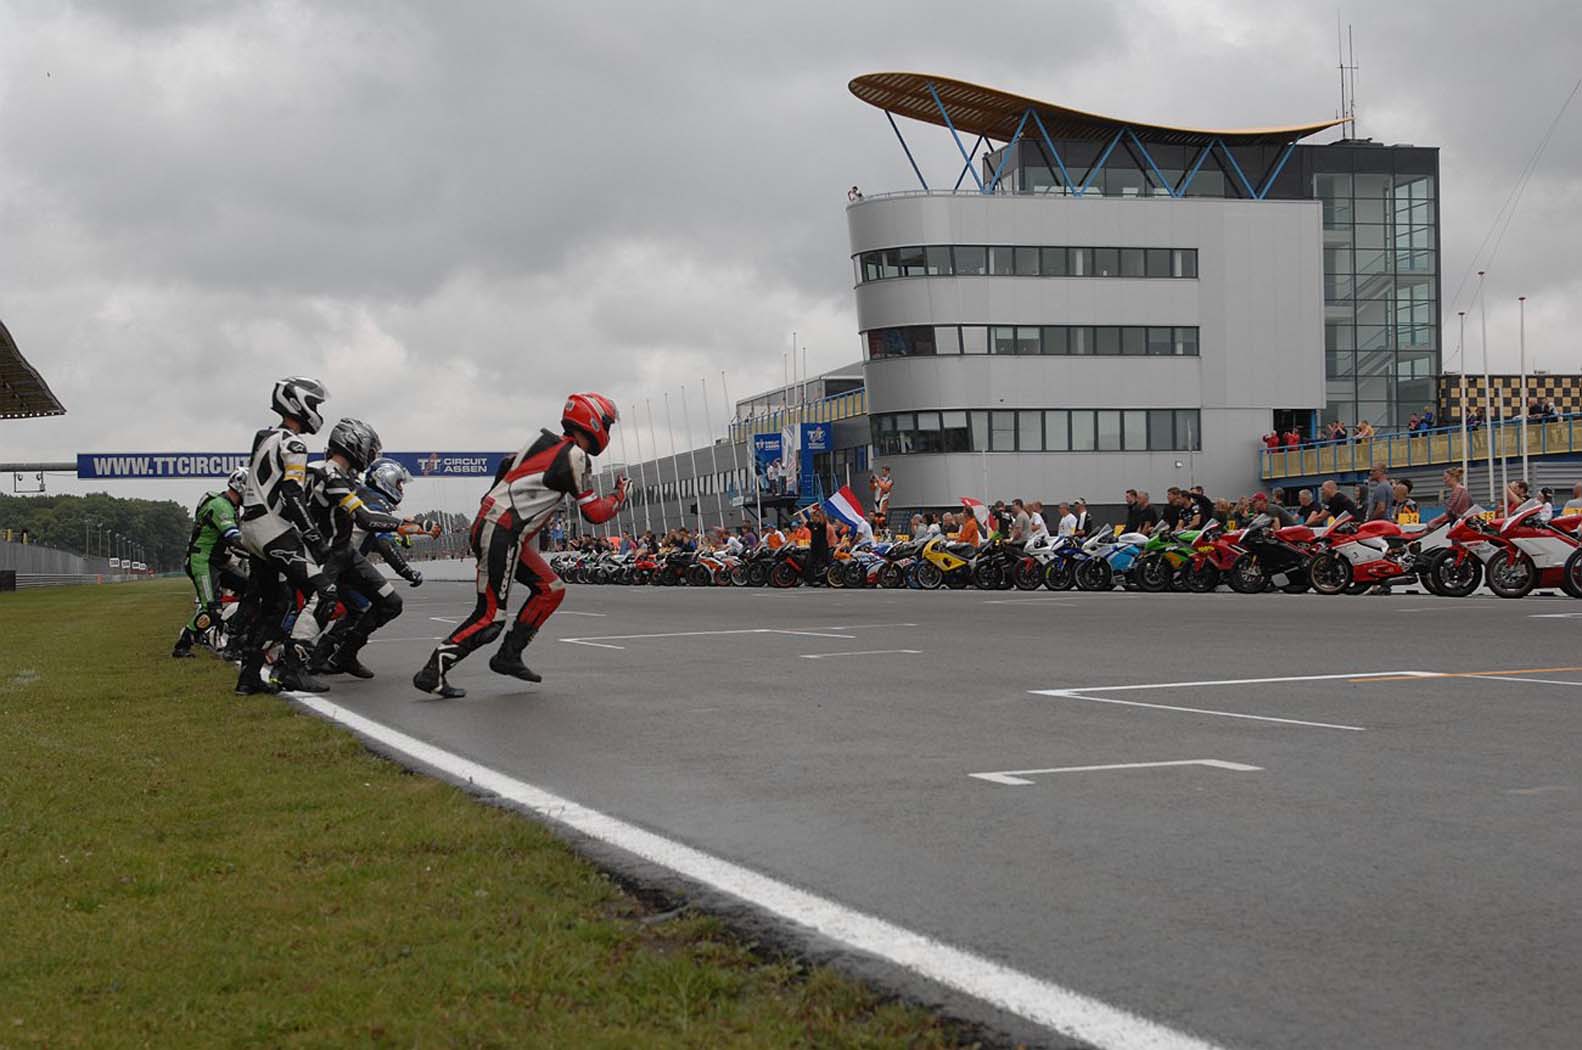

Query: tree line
(0, 492), (194, 571)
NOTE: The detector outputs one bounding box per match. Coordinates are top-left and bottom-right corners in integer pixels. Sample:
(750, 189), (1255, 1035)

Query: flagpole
(647, 398), (669, 534)
(721, 371), (749, 534)
(1519, 295), (1529, 485)
(616, 404), (637, 538)
(679, 385), (705, 538)
(699, 377), (726, 534)
(663, 392), (684, 536)
(1478, 271), (1495, 506)
(1458, 311), (1468, 479)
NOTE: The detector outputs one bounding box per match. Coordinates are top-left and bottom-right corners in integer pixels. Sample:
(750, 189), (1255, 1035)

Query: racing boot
(172, 628), (198, 659)
(488, 625), (542, 683)
(331, 635), (376, 680)
(234, 650), (280, 696)
(413, 646), (466, 699)
(274, 643), (330, 694)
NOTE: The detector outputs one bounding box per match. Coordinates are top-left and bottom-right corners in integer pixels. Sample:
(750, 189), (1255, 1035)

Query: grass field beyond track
(0, 581), (974, 1049)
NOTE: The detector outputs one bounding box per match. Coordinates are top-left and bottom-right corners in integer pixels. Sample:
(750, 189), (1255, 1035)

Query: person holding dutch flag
(821, 484), (874, 545)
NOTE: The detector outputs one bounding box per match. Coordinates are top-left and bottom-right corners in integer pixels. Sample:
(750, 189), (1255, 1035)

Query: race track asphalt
(306, 576), (1582, 1050)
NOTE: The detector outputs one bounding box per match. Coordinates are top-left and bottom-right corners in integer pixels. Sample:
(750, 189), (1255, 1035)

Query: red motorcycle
(1430, 499), (1582, 599)
(1306, 514), (1453, 595)
(1182, 523), (1248, 592)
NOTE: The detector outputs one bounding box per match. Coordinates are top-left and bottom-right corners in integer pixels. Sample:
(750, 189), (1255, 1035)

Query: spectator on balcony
(1466, 406), (1485, 431)
(1327, 419), (1349, 444)
(1262, 431), (1282, 450)
(1282, 427), (1302, 448)
(1420, 406), (1436, 429)
(1544, 399), (1559, 420)
(1355, 419), (1376, 440)
(847, 185), (864, 202)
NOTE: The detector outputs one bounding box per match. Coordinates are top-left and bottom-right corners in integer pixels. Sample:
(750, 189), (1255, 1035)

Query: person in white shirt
(1072, 498), (1092, 537)
(1056, 501), (1079, 537)
(1025, 500), (1051, 543)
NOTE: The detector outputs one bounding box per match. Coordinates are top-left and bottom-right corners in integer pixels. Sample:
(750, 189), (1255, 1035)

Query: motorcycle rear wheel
(769, 562), (801, 589)
(1185, 562), (1220, 592)
(973, 562), (1002, 590)
(1012, 559), (1043, 590)
(877, 563), (904, 589)
(729, 564), (750, 586)
(1308, 551), (1352, 594)
(687, 565), (713, 587)
(747, 563), (770, 587)
(844, 562), (868, 588)
(1227, 556), (1265, 594)
(1485, 549), (1535, 598)
(915, 562), (944, 590)
(825, 564), (847, 588)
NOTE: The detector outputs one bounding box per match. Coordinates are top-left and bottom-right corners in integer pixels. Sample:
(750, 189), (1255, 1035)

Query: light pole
(1519, 295), (1529, 485)
(84, 518), (96, 558)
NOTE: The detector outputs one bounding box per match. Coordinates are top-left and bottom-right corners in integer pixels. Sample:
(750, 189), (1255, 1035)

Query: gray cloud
(2, 0), (1580, 508)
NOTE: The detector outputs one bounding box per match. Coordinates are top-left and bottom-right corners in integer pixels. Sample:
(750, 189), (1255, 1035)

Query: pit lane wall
(0, 539), (149, 589)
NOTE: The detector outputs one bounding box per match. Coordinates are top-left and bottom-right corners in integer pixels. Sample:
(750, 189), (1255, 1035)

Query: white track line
(800, 649), (921, 660)
(289, 694), (1226, 1050)
(1460, 674), (1582, 687)
(1032, 690), (1368, 732)
(1054, 670), (1433, 693)
(971, 759), (1262, 786)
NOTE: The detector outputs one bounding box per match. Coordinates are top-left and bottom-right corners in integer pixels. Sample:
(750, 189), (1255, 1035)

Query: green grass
(0, 581), (980, 1049)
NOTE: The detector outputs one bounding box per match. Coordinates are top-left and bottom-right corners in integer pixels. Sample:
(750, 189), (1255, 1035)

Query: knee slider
(475, 621), (504, 646)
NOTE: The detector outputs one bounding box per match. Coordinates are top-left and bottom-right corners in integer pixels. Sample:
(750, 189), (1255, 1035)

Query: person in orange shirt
(957, 510), (981, 546)
(764, 526), (786, 549)
(789, 520), (812, 546)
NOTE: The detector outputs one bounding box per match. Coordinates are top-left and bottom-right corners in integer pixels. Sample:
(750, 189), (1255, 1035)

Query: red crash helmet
(562, 392), (619, 454)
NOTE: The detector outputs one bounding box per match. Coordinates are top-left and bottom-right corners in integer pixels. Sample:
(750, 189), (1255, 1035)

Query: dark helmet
(561, 392), (619, 454)
(270, 376), (329, 434)
(326, 417), (382, 472)
(365, 457), (411, 506)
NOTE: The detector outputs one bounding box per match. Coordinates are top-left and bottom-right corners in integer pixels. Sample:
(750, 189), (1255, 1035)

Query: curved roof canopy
(850, 72), (1345, 147)
(0, 319), (66, 420)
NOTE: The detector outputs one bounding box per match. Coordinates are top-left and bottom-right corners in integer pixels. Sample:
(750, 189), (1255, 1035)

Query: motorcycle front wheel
(1075, 557), (1113, 591)
(747, 563), (770, 587)
(844, 562), (868, 588)
(1012, 559), (1043, 591)
(729, 564), (750, 586)
(769, 562), (801, 589)
(825, 564), (847, 588)
(972, 561), (1002, 590)
(1227, 556), (1265, 594)
(1184, 562), (1220, 592)
(1133, 553), (1172, 592)
(877, 563), (904, 589)
(687, 565), (713, 587)
(915, 562), (944, 590)
(1561, 547), (1582, 598)
(1044, 559), (1076, 591)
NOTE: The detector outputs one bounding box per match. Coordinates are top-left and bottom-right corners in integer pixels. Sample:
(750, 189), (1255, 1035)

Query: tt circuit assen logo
(419, 452), (442, 476)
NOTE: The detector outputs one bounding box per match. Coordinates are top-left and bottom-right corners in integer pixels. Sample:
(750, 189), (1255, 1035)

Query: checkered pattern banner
(1437, 373), (1582, 421)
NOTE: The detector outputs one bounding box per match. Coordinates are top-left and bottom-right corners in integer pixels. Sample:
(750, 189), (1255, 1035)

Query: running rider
(172, 467), (251, 658)
(412, 393), (627, 699)
(291, 419), (407, 680)
(236, 377), (337, 695)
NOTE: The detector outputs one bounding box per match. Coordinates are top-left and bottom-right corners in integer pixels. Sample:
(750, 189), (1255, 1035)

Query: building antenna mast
(1336, 15), (1359, 139)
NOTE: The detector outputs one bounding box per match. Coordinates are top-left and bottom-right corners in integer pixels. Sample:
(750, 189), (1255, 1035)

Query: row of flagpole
(584, 371), (754, 545)
(1456, 271), (1536, 508)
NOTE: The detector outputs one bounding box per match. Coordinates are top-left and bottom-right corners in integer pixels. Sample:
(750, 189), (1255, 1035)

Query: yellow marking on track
(1353, 665), (1582, 684)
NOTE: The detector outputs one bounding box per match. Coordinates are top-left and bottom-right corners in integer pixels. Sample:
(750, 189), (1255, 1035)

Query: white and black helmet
(226, 466), (249, 495)
(327, 417), (382, 472)
(271, 376), (330, 434)
(365, 457), (411, 505)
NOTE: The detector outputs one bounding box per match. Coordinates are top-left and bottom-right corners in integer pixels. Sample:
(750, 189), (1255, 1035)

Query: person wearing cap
(1251, 492), (1296, 526)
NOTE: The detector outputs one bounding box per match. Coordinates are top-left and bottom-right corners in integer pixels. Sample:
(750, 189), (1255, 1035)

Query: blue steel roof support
(1124, 128), (1178, 198)
(1254, 140), (1297, 200)
(952, 133), (986, 191)
(1214, 138), (1258, 199)
(1028, 109), (1076, 194)
(1074, 127), (1125, 197)
(1178, 143), (1213, 196)
(884, 109), (930, 191)
(926, 81), (985, 192)
(984, 108), (1032, 193)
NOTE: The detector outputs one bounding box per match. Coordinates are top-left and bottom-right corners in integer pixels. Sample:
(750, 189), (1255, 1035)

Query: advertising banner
(77, 451), (508, 480)
(752, 432), (782, 496)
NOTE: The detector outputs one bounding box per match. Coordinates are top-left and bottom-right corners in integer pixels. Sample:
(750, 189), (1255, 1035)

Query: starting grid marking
(1030, 667), (1582, 733)
(560, 623), (919, 650)
(971, 759), (1262, 786)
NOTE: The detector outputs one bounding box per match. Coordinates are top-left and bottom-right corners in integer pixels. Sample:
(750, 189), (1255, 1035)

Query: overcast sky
(2, 0), (1580, 504)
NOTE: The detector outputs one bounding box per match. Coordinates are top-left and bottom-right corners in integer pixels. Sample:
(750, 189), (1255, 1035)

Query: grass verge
(0, 580), (980, 1049)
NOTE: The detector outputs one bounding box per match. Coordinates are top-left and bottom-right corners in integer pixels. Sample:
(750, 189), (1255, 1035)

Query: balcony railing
(729, 390), (868, 445)
(1260, 414), (1582, 480)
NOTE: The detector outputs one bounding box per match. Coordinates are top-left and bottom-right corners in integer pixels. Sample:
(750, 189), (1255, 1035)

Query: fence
(1261, 414), (1582, 482)
(0, 539), (150, 590)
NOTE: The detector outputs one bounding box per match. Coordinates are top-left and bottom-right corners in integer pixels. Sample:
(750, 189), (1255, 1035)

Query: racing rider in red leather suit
(412, 393), (626, 698)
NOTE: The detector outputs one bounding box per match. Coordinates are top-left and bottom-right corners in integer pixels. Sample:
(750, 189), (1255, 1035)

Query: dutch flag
(823, 485), (873, 541)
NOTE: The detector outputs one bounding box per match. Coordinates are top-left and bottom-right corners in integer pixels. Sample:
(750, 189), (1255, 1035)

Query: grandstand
(1, 318), (65, 419)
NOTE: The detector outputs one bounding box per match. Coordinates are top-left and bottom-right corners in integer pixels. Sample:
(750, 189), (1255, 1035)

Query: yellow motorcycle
(915, 536), (975, 589)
